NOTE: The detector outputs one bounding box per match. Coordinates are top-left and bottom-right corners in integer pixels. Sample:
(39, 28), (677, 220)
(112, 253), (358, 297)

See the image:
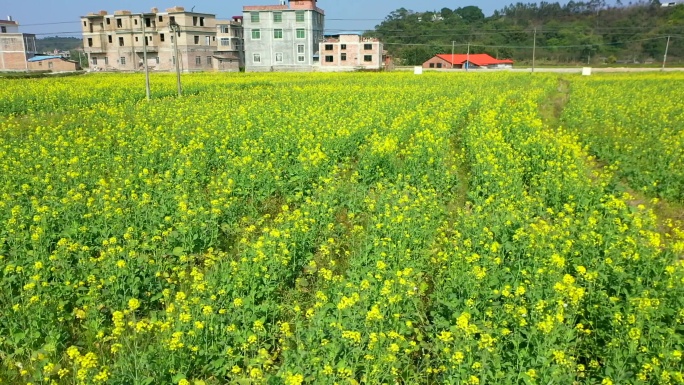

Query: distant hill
(368, 1), (684, 65)
(35, 37), (82, 54)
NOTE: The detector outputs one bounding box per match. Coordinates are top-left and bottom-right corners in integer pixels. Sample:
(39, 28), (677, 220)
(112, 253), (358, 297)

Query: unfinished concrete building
(214, 16), (245, 72)
(0, 18), (38, 71)
(81, 7), (244, 72)
(319, 35), (384, 71)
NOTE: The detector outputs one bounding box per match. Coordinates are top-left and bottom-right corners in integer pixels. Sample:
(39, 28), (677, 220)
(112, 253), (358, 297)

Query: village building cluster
(78, 0), (388, 73)
(1, 0), (515, 73)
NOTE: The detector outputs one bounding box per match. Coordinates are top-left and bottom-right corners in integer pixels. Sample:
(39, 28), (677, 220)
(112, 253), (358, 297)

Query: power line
(16, 19), (684, 33)
(21, 21), (81, 27)
(382, 36), (670, 50)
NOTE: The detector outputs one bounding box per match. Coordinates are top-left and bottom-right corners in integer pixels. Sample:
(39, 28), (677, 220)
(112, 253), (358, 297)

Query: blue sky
(6, 1), (611, 37)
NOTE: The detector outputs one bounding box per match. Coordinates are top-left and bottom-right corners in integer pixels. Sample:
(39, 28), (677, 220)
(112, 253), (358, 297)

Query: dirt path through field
(539, 76), (684, 244)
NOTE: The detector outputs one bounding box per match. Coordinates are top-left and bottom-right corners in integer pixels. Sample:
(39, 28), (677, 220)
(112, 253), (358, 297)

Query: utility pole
(141, 14), (151, 101)
(662, 36), (671, 71)
(451, 41), (455, 70)
(532, 28), (537, 73)
(466, 42), (470, 72)
(170, 21), (182, 97)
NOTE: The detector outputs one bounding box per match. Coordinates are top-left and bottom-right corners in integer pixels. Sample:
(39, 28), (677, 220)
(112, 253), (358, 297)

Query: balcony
(134, 45), (159, 53)
(84, 46), (107, 54)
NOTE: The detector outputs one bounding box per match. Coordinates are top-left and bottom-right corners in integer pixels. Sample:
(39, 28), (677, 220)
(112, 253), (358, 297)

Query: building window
(160, 33), (165, 42)
(220, 38), (230, 46)
(119, 37), (124, 46)
(135, 37), (139, 42)
(325, 56), (333, 63)
(120, 57), (126, 65)
(437, 63), (442, 68)
(429, 63), (435, 68)
(83, 21), (87, 27)
(364, 55), (372, 62)
(170, 16), (175, 23)
(273, 12), (282, 23)
(194, 36), (200, 44)
(145, 18), (151, 27)
(253, 53), (261, 63)
(364, 44), (373, 50)
(297, 45), (305, 62)
(341, 53), (347, 61)
(325, 44), (333, 51)
(341, 44), (346, 50)
(106, 18), (111, 25)
(92, 57), (98, 65)
(274, 29), (283, 39)
(48, 62), (53, 69)
(87, 38), (93, 47)
(159, 16), (163, 22)
(196, 56), (201, 65)
(207, 56), (212, 65)
(250, 12), (260, 23)
(296, 11), (305, 22)
(296, 29), (305, 39)
(193, 16), (198, 26)
(104, 57), (108, 65)
(251, 29), (261, 40)
(200, 17), (205, 27)
(117, 19), (122, 28)
(275, 52), (283, 63)
(108, 35), (112, 43)
(205, 36), (211, 45)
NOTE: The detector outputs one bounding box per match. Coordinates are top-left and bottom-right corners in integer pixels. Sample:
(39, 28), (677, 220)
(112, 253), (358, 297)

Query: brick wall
(0, 52), (27, 70)
(28, 58), (81, 72)
(422, 56), (454, 69)
(0, 35), (28, 70)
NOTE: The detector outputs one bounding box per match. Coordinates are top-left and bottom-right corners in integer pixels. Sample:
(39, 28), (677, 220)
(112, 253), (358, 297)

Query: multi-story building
(214, 16), (245, 71)
(81, 7), (243, 72)
(243, 0), (325, 72)
(318, 35), (384, 71)
(0, 18), (38, 71)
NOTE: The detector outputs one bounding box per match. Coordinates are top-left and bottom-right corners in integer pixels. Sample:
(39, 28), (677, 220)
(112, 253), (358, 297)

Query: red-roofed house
(423, 53), (513, 70)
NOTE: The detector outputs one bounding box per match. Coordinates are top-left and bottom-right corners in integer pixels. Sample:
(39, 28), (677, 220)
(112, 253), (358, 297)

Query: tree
(441, 7), (454, 19)
(400, 46), (436, 65)
(455, 6), (485, 23)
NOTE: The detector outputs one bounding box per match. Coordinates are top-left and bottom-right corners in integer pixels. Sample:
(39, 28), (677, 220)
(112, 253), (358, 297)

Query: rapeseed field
(0, 72), (683, 384)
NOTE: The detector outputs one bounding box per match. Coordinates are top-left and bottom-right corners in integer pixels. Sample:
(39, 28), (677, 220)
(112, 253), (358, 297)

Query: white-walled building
(243, 0), (325, 72)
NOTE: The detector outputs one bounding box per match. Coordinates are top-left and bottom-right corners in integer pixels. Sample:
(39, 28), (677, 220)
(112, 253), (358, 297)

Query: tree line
(367, 1), (684, 65)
